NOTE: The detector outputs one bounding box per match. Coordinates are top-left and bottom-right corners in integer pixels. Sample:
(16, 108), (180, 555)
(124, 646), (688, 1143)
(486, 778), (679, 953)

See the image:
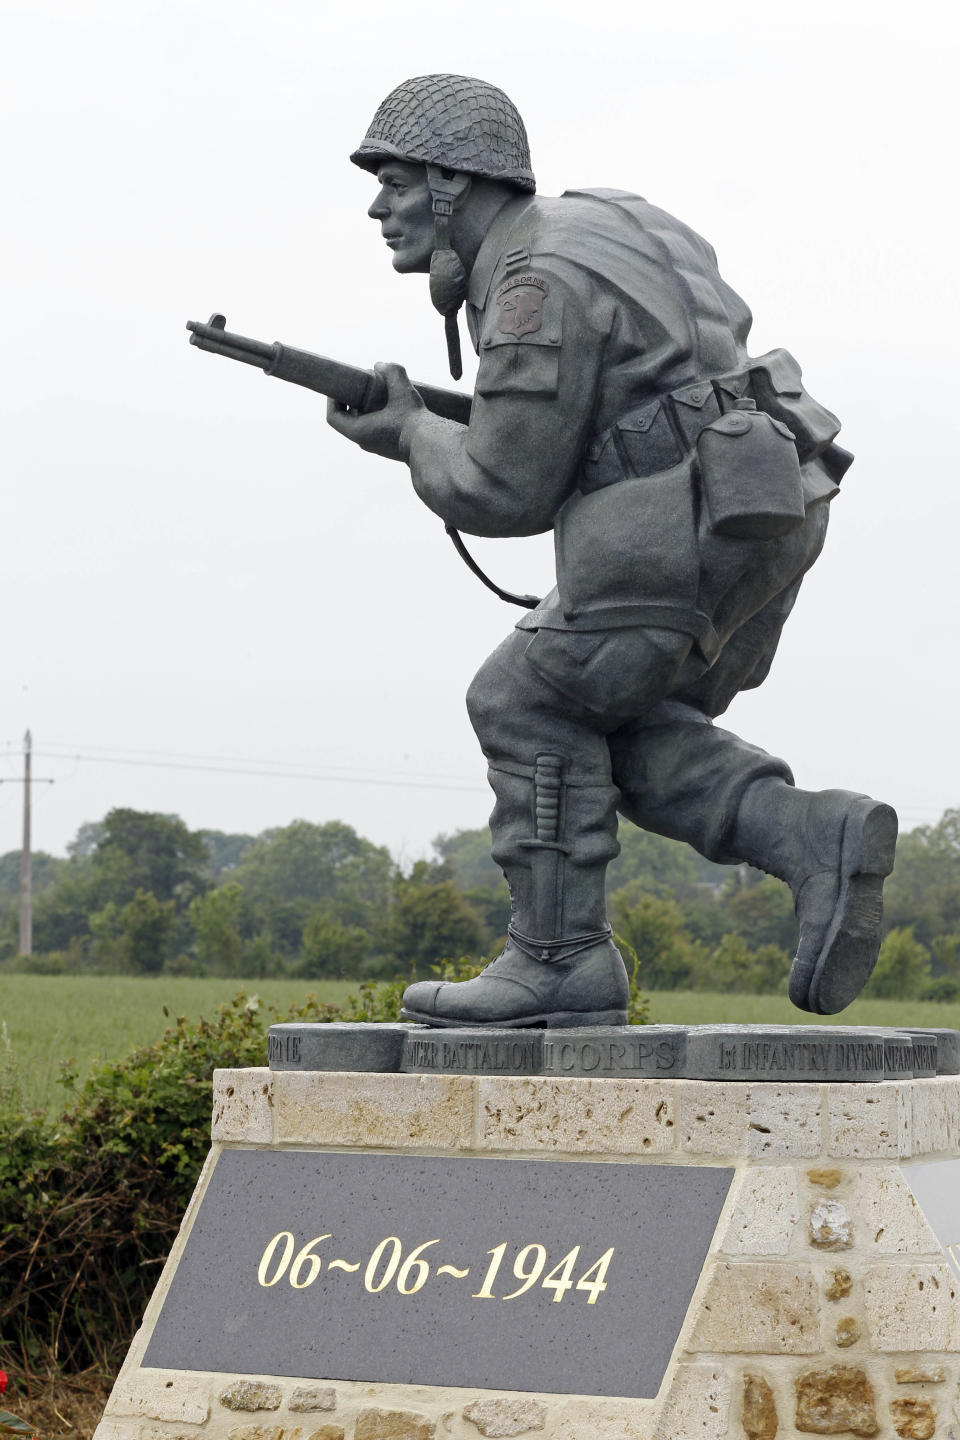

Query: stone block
(835, 1316), (860, 1347)
(810, 1199), (853, 1250)
(882, 1032), (917, 1080)
(677, 1081), (748, 1155)
(541, 1026), (684, 1078)
(551, 1403), (652, 1440)
(141, 1430), (208, 1440)
(462, 1397), (546, 1435)
(288, 1388), (337, 1414)
(142, 1431), (208, 1440)
(269, 1022), (412, 1072)
(408, 1028), (544, 1076)
(684, 1025), (884, 1081)
(105, 1373), (211, 1425)
(742, 1373), (778, 1439)
(477, 1076), (675, 1154)
(911, 1078), (960, 1156)
(212, 1069), (274, 1144)
(227, 1428), (285, 1440)
(864, 1263), (960, 1351)
(354, 1409), (435, 1440)
(916, 1028), (960, 1074)
(895, 1367), (946, 1383)
(853, 1167), (939, 1254)
(274, 1072), (473, 1149)
(717, 1166), (800, 1255)
(904, 1034), (939, 1078)
(654, 1363), (729, 1440)
(825, 1268), (853, 1301)
(747, 1085), (822, 1158)
(219, 1382), (282, 1412)
(827, 1084), (910, 1158)
(305, 1430), (344, 1440)
(794, 1365), (879, 1435)
(688, 1261), (823, 1352)
(890, 1396), (937, 1439)
(94, 1424), (143, 1440)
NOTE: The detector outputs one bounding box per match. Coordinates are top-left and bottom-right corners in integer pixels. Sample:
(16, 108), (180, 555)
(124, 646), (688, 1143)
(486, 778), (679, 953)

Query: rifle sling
(444, 526), (541, 610)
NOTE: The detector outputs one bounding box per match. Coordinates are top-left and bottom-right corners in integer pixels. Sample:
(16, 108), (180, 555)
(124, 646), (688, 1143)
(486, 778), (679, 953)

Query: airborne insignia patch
(496, 274), (548, 337)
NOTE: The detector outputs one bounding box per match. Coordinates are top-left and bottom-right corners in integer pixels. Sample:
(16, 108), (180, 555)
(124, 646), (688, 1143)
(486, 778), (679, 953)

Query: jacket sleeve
(401, 262), (609, 538)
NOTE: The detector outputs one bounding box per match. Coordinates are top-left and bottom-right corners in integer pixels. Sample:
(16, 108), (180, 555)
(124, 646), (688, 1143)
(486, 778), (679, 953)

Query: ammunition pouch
(579, 349), (852, 503)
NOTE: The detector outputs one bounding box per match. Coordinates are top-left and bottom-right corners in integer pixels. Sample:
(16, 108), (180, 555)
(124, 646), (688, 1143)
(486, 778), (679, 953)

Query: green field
(0, 975), (360, 1114)
(2, 974), (959, 1114)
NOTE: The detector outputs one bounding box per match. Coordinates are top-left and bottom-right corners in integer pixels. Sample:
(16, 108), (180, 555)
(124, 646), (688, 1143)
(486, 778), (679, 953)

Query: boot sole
(400, 1008), (629, 1029)
(804, 800), (898, 1015)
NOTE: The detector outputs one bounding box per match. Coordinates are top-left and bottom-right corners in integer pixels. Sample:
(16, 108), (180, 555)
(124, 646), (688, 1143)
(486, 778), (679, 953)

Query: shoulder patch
(496, 274), (549, 338)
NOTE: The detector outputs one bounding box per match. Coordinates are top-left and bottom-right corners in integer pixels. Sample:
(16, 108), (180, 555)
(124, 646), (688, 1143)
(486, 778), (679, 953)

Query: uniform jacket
(406, 189), (850, 647)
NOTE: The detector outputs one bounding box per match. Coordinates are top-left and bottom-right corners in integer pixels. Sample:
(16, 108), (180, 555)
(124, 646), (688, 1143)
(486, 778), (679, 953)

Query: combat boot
(401, 753), (629, 1027)
(732, 782), (898, 1014)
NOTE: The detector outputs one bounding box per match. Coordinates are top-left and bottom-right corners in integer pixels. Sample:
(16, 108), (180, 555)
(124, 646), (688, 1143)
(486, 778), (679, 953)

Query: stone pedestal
(95, 1068), (960, 1440)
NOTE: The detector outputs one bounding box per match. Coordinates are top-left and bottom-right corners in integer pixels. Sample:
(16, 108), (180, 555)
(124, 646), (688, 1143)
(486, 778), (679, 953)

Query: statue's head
(351, 74), (535, 274)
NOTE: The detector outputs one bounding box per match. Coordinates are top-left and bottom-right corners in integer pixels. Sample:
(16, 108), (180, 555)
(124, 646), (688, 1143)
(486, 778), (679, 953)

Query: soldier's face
(368, 162), (435, 273)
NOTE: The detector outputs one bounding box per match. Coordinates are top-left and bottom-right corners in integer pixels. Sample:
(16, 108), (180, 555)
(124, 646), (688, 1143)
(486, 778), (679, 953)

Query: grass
(2, 975), (959, 1114)
(0, 974), (359, 1114)
(645, 989), (960, 1030)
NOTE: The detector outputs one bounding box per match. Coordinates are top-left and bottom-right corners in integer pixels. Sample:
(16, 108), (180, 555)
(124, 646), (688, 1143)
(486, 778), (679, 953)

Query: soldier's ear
(426, 164), (472, 210)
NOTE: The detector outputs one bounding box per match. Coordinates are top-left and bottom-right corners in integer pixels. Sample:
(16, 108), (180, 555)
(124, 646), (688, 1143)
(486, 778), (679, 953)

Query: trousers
(465, 497), (831, 905)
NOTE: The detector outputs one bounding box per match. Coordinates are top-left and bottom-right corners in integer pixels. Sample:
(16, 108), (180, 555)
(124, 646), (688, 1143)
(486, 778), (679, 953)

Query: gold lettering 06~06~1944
(256, 1230), (615, 1304)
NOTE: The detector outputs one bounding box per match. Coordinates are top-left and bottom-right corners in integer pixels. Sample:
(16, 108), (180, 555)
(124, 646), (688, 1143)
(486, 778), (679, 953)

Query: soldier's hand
(326, 361), (426, 462)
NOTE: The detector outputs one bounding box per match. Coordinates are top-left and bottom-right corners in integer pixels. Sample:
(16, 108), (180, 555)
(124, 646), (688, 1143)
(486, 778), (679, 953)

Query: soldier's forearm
(404, 410), (557, 538)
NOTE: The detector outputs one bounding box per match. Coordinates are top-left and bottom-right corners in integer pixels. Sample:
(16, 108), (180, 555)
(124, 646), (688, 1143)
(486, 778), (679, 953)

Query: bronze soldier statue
(326, 73), (897, 1026)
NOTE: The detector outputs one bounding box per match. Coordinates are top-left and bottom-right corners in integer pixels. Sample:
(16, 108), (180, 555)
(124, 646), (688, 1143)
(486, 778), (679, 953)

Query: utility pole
(0, 731), (55, 956)
(20, 730), (32, 955)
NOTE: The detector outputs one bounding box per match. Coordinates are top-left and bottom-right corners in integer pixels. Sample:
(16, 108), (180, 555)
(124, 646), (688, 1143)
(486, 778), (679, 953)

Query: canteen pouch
(697, 400), (805, 539)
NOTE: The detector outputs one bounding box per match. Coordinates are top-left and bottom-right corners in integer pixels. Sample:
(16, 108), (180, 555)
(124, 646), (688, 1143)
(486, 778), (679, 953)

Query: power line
(0, 738), (953, 816)
(27, 738), (476, 780)
(26, 749), (488, 794)
(1, 736), (486, 789)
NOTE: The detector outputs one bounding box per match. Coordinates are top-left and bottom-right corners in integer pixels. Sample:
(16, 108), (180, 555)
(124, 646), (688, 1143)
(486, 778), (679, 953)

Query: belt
(580, 370), (753, 495)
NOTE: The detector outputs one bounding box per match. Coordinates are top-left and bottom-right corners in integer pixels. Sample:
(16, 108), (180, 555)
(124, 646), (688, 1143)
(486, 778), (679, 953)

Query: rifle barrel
(188, 333), (273, 371)
(187, 319), (277, 363)
(186, 316), (473, 425)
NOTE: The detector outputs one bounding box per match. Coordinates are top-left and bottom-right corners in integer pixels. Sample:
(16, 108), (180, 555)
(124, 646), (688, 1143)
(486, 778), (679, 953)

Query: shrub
(865, 927), (932, 1000)
(922, 975), (960, 1003)
(0, 978), (447, 1375)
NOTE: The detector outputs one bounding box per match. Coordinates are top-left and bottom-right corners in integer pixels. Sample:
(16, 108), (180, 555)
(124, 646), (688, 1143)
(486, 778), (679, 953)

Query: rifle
(185, 313), (540, 609)
(186, 314), (473, 425)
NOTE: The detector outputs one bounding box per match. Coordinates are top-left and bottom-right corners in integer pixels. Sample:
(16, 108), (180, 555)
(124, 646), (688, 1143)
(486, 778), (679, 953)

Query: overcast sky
(1, 0), (957, 865)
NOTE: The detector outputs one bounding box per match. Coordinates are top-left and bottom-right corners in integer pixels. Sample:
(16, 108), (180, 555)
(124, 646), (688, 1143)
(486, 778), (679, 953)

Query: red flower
(0, 1370), (8, 1394)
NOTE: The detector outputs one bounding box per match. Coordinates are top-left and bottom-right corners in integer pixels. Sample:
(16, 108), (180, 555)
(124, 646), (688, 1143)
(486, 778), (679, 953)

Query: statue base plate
(267, 1021), (960, 1083)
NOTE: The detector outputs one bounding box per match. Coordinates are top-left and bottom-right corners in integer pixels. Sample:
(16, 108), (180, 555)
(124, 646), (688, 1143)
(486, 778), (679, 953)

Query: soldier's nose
(368, 191), (390, 220)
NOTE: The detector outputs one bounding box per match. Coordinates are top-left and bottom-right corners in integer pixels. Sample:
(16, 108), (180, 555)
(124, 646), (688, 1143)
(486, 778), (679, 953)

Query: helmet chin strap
(426, 166), (471, 380)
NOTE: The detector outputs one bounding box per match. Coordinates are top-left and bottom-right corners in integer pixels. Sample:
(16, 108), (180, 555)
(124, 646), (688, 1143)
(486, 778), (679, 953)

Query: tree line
(1, 806), (958, 999)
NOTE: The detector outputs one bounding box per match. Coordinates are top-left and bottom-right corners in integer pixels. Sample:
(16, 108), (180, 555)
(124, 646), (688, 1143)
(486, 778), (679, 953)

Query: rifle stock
(186, 314), (472, 425)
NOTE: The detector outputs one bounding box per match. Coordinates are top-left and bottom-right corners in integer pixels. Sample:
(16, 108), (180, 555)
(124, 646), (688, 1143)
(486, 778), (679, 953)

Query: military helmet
(351, 74), (535, 192)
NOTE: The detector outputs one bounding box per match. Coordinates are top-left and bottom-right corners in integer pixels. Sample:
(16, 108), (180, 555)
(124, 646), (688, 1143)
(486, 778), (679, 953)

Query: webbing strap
(445, 525), (542, 609)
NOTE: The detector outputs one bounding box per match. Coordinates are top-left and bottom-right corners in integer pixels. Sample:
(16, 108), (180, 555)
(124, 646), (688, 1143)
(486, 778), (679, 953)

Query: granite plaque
(903, 1159), (960, 1279)
(403, 1028), (543, 1075)
(540, 1026), (686, 1078)
(680, 1025), (888, 1081)
(876, 1030), (915, 1080)
(268, 1022), (413, 1072)
(143, 1149), (733, 1398)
